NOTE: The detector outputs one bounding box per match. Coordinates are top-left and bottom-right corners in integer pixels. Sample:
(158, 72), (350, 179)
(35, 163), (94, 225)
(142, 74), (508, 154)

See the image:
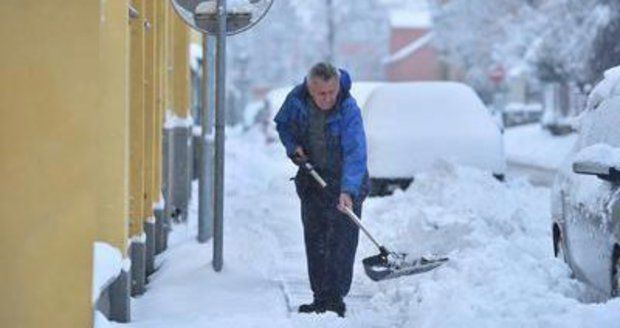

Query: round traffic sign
(170, 0), (273, 36)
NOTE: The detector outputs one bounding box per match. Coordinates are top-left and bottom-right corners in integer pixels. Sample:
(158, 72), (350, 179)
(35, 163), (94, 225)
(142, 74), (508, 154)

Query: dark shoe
(298, 300), (326, 314)
(324, 299), (346, 317)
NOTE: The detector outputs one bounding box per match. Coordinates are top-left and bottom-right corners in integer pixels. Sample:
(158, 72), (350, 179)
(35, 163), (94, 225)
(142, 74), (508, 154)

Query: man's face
(308, 77), (340, 111)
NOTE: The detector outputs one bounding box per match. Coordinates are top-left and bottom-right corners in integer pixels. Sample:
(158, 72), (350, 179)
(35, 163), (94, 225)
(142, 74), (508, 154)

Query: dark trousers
(298, 182), (362, 303)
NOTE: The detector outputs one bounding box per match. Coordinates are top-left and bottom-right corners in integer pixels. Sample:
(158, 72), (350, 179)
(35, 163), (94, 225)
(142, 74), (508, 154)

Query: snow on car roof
(362, 82), (505, 177)
(363, 82), (497, 137)
(350, 81), (385, 109)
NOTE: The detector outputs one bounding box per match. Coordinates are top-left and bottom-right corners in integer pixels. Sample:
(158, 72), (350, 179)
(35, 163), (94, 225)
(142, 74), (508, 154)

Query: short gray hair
(307, 62), (340, 82)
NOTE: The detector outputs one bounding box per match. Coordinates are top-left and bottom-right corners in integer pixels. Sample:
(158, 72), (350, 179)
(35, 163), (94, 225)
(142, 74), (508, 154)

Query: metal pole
(213, 0), (227, 272)
(197, 34), (215, 243)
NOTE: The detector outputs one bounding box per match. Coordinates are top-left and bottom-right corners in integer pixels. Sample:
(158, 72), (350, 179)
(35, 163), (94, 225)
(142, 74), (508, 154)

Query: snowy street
(504, 124), (578, 187)
(111, 128), (620, 328)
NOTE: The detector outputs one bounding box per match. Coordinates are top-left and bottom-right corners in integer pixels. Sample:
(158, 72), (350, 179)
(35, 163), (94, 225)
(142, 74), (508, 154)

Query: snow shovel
(300, 161), (449, 282)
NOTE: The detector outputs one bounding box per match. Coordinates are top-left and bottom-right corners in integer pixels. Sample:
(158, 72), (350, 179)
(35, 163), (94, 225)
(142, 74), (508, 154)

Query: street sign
(489, 65), (505, 85)
(170, 0), (273, 36)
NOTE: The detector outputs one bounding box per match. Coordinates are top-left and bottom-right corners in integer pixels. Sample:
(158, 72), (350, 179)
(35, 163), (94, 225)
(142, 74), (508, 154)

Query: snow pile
(355, 161), (620, 327)
(92, 242), (124, 304)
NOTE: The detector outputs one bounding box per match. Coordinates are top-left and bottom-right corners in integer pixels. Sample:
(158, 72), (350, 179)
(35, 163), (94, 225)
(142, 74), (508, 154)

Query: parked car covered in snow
(362, 82), (506, 195)
(551, 66), (620, 297)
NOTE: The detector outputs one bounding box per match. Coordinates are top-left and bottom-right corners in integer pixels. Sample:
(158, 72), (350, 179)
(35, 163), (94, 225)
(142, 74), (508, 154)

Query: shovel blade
(362, 253), (448, 282)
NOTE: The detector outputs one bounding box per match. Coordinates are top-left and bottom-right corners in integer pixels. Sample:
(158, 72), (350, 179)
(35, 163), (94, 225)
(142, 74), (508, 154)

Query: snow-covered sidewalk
(105, 128), (620, 328)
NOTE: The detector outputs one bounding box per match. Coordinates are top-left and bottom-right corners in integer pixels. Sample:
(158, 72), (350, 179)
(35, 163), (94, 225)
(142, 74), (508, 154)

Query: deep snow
(104, 128), (620, 328)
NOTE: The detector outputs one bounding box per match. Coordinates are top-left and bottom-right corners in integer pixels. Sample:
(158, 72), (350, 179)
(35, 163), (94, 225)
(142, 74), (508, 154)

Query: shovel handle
(341, 206), (384, 251)
(303, 163), (327, 188)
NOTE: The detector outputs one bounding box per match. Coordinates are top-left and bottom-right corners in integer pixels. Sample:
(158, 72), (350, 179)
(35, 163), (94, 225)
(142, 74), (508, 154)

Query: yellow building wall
(153, 0), (165, 202)
(143, 0), (157, 217)
(0, 2), (103, 327)
(0, 0), (183, 325)
(173, 14), (191, 117)
(166, 2), (175, 114)
(129, 0), (147, 237)
(97, 0), (130, 252)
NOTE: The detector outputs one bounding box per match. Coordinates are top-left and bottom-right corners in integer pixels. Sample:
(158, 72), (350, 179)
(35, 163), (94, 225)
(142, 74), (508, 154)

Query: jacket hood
(338, 69), (352, 95)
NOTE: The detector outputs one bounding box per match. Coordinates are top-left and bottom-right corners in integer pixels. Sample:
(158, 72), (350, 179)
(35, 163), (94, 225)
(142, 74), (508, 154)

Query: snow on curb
(92, 242), (124, 305)
(93, 310), (114, 328)
(164, 113), (193, 130)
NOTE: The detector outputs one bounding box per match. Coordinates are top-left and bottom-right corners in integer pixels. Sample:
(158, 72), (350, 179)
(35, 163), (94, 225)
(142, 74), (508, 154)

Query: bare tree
(429, 0), (616, 88)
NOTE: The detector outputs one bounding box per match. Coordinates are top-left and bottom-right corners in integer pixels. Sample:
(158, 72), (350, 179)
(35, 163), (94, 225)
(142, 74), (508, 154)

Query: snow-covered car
(551, 66), (620, 297)
(362, 82), (506, 195)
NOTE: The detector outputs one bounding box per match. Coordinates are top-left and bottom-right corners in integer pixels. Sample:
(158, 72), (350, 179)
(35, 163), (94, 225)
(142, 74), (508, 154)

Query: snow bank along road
(115, 129), (620, 328)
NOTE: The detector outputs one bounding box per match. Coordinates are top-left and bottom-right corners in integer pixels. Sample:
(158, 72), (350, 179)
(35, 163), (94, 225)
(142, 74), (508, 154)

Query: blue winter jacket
(274, 69), (368, 198)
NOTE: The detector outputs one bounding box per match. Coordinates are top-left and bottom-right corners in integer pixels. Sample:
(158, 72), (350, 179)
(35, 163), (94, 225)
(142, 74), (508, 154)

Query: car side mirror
(573, 160), (620, 183)
(572, 144), (620, 183)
